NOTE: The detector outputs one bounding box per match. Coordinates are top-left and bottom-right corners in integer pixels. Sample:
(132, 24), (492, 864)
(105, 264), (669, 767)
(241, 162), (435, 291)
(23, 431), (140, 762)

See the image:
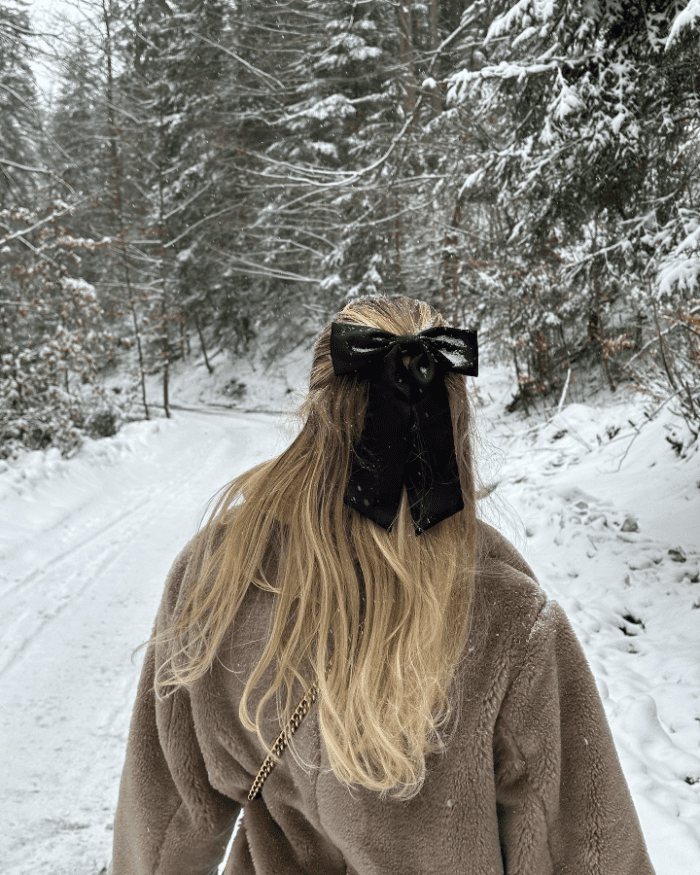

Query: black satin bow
(330, 322), (478, 534)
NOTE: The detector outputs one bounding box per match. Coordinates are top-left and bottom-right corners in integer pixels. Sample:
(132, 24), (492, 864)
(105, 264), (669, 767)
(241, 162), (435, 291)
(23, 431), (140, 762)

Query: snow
(550, 80), (585, 121)
(657, 257), (700, 298)
(293, 94), (356, 123)
(447, 60), (556, 104)
(512, 25), (540, 48)
(457, 168), (485, 200)
(485, 0), (555, 42)
(611, 109), (627, 135)
(655, 214), (700, 297)
(667, 0), (700, 47)
(310, 141), (339, 159)
(1, 351), (699, 874)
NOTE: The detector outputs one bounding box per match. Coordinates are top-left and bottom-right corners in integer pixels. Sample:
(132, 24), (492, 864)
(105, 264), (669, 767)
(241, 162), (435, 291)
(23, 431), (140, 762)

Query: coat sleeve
(110, 554), (241, 875)
(494, 600), (655, 875)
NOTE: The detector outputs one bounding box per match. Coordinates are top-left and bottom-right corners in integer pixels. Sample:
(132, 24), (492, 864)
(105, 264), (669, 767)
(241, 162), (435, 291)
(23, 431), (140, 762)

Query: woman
(110, 295), (654, 875)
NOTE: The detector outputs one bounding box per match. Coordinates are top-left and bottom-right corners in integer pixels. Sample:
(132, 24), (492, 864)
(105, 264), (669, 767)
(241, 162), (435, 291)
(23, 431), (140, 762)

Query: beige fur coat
(110, 521), (654, 875)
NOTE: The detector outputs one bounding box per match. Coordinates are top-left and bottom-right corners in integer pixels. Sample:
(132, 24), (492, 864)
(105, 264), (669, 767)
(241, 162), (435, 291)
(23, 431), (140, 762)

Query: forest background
(3, 0), (700, 458)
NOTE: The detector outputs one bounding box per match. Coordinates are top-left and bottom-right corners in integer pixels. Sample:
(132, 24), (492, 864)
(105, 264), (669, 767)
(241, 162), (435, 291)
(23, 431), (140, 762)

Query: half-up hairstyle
(156, 295), (478, 798)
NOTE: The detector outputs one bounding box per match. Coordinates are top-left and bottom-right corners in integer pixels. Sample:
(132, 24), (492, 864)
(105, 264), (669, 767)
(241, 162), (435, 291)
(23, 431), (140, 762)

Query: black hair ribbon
(330, 322), (478, 534)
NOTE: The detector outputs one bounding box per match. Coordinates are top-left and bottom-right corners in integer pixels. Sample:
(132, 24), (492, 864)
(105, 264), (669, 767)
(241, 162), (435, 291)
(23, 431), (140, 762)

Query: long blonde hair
(157, 295), (477, 798)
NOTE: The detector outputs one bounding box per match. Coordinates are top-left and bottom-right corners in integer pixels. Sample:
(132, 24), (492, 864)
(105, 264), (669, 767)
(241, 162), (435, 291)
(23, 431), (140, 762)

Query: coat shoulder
(474, 519), (547, 634)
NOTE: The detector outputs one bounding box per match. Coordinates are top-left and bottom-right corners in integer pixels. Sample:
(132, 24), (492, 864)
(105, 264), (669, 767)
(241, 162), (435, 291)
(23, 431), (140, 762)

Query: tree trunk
(652, 303), (678, 392)
(397, 1), (416, 117)
(102, 0), (149, 418)
(156, 86), (171, 420)
(179, 317), (188, 360)
(394, 192), (402, 292)
(160, 294), (171, 418)
(445, 0), (470, 33)
(195, 314), (214, 374)
(428, 0), (441, 117)
(129, 300), (150, 418)
(441, 196), (463, 321)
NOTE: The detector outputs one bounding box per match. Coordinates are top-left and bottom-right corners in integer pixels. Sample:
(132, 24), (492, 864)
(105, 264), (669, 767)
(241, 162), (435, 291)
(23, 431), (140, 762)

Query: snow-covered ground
(1, 350), (699, 874)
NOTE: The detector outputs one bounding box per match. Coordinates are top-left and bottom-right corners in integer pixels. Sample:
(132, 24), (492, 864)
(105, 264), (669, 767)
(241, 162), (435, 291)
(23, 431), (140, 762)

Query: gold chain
(247, 682), (319, 802)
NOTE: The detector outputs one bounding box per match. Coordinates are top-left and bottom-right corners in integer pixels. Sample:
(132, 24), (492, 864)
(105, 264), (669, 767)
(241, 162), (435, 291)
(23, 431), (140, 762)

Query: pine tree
(0, 3), (122, 457)
(442, 0), (700, 417)
(0, 1), (43, 206)
(0, 201), (122, 457)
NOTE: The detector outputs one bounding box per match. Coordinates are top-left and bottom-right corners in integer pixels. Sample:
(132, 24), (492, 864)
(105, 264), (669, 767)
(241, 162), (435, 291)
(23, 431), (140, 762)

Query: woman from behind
(110, 295), (654, 875)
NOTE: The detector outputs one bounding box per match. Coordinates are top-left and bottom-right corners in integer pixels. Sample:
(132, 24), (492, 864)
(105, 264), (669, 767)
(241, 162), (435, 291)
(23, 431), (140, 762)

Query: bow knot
(330, 322), (478, 533)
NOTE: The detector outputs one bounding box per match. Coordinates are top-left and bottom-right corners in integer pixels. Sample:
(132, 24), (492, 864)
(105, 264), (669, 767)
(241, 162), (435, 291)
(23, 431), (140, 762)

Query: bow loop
(397, 338), (437, 394)
(330, 322), (478, 533)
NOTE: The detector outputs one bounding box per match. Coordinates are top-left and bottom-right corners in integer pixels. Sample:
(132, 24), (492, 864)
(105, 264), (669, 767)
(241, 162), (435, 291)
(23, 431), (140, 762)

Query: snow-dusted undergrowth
(0, 352), (698, 874)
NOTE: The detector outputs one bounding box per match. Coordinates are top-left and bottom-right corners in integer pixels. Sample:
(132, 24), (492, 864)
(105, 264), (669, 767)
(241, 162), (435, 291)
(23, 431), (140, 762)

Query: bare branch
(0, 158), (58, 176)
(0, 202), (81, 247)
(182, 28), (285, 90)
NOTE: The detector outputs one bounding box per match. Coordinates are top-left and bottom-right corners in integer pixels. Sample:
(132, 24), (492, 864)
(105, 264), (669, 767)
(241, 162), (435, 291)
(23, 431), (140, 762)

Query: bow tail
(404, 391), (464, 534)
(343, 380), (412, 531)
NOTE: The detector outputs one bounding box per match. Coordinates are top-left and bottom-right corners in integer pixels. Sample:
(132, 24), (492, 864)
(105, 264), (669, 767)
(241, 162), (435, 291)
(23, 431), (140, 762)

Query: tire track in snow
(0, 497), (159, 677)
(0, 500), (151, 602)
(0, 407), (285, 681)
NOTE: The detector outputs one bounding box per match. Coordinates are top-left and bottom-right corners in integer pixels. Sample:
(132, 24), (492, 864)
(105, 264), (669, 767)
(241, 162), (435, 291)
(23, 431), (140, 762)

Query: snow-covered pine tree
(285, 0), (408, 303)
(111, 0), (196, 416)
(269, 0), (479, 313)
(161, 0), (286, 357)
(44, 2), (156, 419)
(0, 4), (121, 457)
(444, 0), (700, 420)
(0, 1), (43, 207)
(0, 202), (121, 458)
(113, 0), (305, 364)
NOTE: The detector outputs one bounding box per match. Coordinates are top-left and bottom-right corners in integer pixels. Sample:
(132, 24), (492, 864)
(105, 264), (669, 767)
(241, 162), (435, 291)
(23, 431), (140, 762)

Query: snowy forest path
(0, 408), (287, 875)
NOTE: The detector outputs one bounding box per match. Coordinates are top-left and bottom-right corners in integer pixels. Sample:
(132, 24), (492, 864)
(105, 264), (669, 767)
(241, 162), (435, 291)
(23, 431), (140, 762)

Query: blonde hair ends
(156, 295), (478, 798)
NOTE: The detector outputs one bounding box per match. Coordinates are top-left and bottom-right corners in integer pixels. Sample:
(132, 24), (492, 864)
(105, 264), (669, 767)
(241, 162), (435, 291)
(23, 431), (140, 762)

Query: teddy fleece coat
(110, 521), (654, 875)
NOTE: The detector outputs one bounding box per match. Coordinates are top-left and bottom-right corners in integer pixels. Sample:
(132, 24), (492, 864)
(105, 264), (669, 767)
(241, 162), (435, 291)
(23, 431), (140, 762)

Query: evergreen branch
(560, 239), (635, 277)
(240, 158), (355, 182)
(248, 98), (425, 193)
(251, 224), (334, 249)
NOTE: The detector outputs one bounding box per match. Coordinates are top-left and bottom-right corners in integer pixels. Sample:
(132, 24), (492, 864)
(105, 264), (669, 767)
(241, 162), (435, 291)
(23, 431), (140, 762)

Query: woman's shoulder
(473, 518), (548, 641)
(476, 519), (537, 581)
(154, 519), (233, 621)
(157, 515), (280, 623)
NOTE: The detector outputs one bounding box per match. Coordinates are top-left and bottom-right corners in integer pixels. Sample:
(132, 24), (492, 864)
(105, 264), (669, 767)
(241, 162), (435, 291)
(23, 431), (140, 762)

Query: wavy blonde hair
(157, 295), (477, 798)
